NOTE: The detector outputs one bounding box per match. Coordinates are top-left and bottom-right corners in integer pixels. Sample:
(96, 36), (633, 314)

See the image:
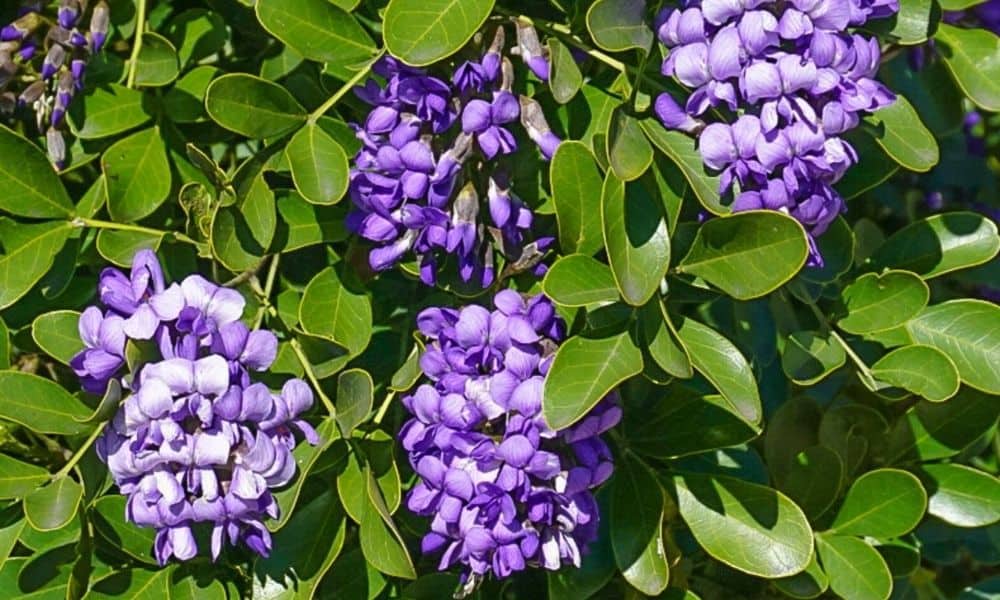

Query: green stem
(54, 424), (104, 480)
(309, 49), (386, 124)
(372, 392), (396, 426)
(73, 217), (200, 247)
(253, 254), (281, 329)
(125, 0), (148, 89)
(289, 338), (337, 417)
(801, 295), (880, 390)
(496, 10), (627, 73)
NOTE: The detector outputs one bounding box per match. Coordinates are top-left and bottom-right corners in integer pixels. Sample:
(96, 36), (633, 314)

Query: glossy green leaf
(338, 433), (401, 523)
(24, 478), (82, 532)
(676, 317), (762, 427)
(269, 419), (340, 532)
(336, 369), (373, 437)
(673, 473), (814, 578)
(205, 74), (307, 139)
(870, 212), (1000, 279)
(0, 372), (91, 435)
(548, 38), (583, 104)
(781, 330), (847, 385)
(103, 127), (172, 223)
(679, 211), (809, 300)
(611, 454), (664, 573)
(638, 301), (693, 379)
(287, 123), (350, 205)
(0, 220), (72, 310)
(905, 300), (1000, 394)
(602, 173), (670, 306)
(887, 390), (999, 463)
(816, 533), (892, 600)
(626, 390), (759, 459)
(621, 513), (670, 596)
(871, 345), (960, 402)
(300, 266), (372, 357)
(163, 66), (218, 124)
(542, 254), (619, 307)
(0, 125), (73, 218)
(640, 119), (725, 215)
(773, 554), (829, 600)
(96, 229), (163, 267)
(865, 94), (939, 172)
(31, 310), (83, 366)
(237, 172), (276, 249)
(92, 495), (156, 563)
(256, 0), (376, 66)
(607, 108), (653, 181)
(921, 464), (1000, 528)
(935, 24), (1000, 111)
(867, 0), (934, 45)
(586, 0), (654, 52)
(779, 446), (843, 521)
(70, 84), (152, 139)
(838, 270), (929, 334)
(0, 454), (50, 499)
(829, 468), (927, 538)
(383, 0), (495, 66)
(359, 466), (416, 579)
(211, 207), (265, 273)
(275, 190), (348, 252)
(88, 568), (171, 599)
(0, 317), (8, 368)
(134, 32), (180, 87)
(550, 141), (605, 256)
(543, 330), (642, 430)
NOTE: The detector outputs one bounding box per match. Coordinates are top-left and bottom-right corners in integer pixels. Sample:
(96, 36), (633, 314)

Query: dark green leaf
(870, 212), (1000, 279)
(905, 300), (1000, 394)
(70, 84), (152, 139)
(0, 317), (8, 368)
(270, 419), (340, 531)
(88, 568), (171, 599)
(601, 173), (670, 306)
(838, 270), (929, 334)
(336, 369), (373, 436)
(92, 495), (156, 563)
(640, 119), (725, 214)
(638, 301), (692, 379)
(211, 207), (266, 273)
(103, 127), (172, 223)
(383, 0), (495, 66)
(626, 390), (759, 459)
(359, 466), (416, 579)
(548, 38), (583, 104)
(0, 372), (91, 435)
(779, 446), (843, 521)
(300, 266), (373, 357)
(774, 554), (829, 600)
(611, 454), (664, 572)
(550, 141), (605, 256)
(887, 390), (999, 463)
(781, 330), (847, 385)
(205, 74), (307, 139)
(870, 345), (960, 402)
(829, 468), (926, 538)
(607, 108), (653, 181)
(276, 190), (348, 252)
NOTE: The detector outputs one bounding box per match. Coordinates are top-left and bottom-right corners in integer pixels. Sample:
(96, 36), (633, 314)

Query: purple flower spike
(401, 292), (618, 595)
(76, 249), (317, 564)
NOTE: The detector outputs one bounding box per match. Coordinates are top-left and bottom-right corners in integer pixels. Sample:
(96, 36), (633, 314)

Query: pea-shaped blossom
(400, 291), (620, 596)
(348, 26), (558, 289)
(1, 0), (110, 165)
(73, 250), (317, 564)
(655, 0), (899, 263)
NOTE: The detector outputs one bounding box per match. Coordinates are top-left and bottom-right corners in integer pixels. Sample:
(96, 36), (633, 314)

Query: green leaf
(88, 568), (171, 599)
(211, 207), (265, 273)
(921, 464), (1000, 528)
(166, 8), (227, 67)
(774, 554), (829, 600)
(91, 495), (156, 564)
(338, 433), (401, 523)
(383, 0), (495, 66)
(548, 38), (583, 104)
(607, 108), (653, 182)
(359, 466), (416, 579)
(31, 310), (83, 366)
(871, 345), (960, 402)
(637, 301), (693, 379)
(550, 141), (605, 256)
(300, 266), (372, 357)
(815, 533), (892, 600)
(205, 74), (307, 139)
(679, 211), (809, 299)
(887, 390), (999, 463)
(0, 454), (50, 499)
(829, 468), (927, 538)
(542, 330), (643, 431)
(69, 84), (152, 140)
(870, 212), (1000, 279)
(586, 0), (654, 52)
(781, 330), (847, 386)
(838, 270), (929, 334)
(0, 125), (73, 218)
(621, 514), (670, 596)
(676, 317), (762, 427)
(287, 123), (350, 205)
(24, 478), (82, 532)
(319, 548), (388, 600)
(134, 32), (180, 87)
(867, 0), (934, 45)
(389, 341), (423, 392)
(673, 473), (814, 578)
(256, 0), (376, 66)
(269, 419), (340, 531)
(275, 190), (348, 253)
(626, 390), (759, 459)
(611, 455), (664, 572)
(336, 369), (373, 437)
(103, 127), (172, 223)
(881, 55), (965, 138)
(548, 489), (617, 599)
(0, 317), (8, 368)
(935, 24), (1000, 111)
(601, 173), (670, 306)
(96, 229), (163, 267)
(866, 94), (938, 172)
(238, 171), (277, 249)
(905, 300), (1000, 394)
(0, 372), (91, 435)
(779, 446), (844, 521)
(0, 220), (72, 310)
(640, 119), (725, 215)
(542, 254), (619, 307)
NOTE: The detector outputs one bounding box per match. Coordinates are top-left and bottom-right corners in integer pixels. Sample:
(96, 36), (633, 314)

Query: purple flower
(401, 292), (619, 594)
(76, 250), (317, 564)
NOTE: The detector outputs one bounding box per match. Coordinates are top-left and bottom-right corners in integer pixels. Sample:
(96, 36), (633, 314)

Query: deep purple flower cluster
(72, 250), (317, 565)
(655, 0), (899, 262)
(348, 27), (559, 288)
(1, 0), (109, 165)
(945, 0), (1000, 34)
(399, 291), (620, 595)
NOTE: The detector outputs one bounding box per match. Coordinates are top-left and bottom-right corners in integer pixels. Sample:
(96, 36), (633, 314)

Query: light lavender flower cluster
(1, 0), (109, 165)
(347, 26), (559, 289)
(72, 250), (317, 564)
(399, 291), (620, 595)
(654, 0), (899, 263)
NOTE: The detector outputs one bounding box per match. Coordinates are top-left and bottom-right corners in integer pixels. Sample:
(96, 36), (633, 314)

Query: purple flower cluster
(1, 0), (109, 165)
(399, 291), (620, 594)
(348, 27), (559, 288)
(946, 0), (1000, 34)
(72, 250), (317, 565)
(654, 0), (899, 262)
